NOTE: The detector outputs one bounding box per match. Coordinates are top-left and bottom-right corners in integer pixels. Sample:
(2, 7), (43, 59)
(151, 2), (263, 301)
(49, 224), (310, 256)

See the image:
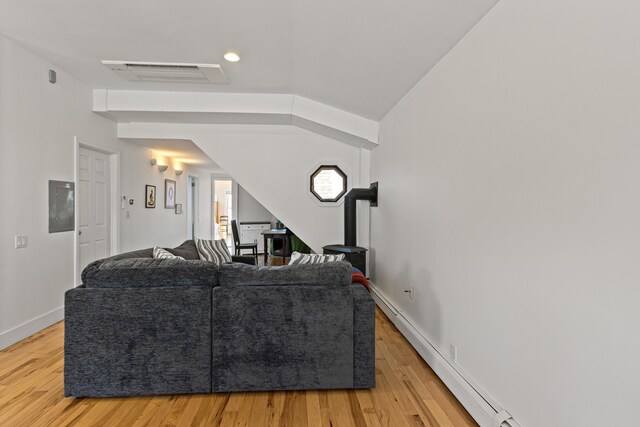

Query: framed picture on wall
(145, 185), (156, 208)
(175, 204), (183, 214)
(165, 179), (176, 209)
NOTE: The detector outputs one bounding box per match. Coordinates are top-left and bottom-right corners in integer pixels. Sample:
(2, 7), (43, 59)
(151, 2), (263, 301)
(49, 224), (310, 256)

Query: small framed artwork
(175, 204), (183, 214)
(165, 179), (176, 209)
(145, 185), (156, 208)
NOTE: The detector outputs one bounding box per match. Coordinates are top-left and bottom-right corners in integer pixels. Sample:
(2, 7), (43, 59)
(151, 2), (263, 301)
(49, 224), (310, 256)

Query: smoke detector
(101, 60), (228, 84)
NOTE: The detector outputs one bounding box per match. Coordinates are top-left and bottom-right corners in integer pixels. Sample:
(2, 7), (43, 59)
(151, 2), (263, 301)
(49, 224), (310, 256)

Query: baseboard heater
(368, 283), (520, 427)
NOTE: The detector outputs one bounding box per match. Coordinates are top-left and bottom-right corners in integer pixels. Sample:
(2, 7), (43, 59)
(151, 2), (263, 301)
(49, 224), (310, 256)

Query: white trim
(0, 307), (64, 350)
(231, 180), (239, 250)
(369, 282), (519, 427)
(109, 152), (120, 256)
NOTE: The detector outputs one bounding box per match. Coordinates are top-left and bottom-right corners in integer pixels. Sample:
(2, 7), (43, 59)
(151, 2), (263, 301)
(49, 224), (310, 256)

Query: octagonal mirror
(310, 165), (347, 202)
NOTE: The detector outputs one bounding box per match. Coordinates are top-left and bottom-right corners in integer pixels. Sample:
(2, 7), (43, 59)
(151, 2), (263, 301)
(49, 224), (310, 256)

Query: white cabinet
(240, 222), (271, 253)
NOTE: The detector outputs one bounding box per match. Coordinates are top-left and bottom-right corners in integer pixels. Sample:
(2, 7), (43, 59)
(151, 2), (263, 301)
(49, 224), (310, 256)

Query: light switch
(15, 235), (28, 249)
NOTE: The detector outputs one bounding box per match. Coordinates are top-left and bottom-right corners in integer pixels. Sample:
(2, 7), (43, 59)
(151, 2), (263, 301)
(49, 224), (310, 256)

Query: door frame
(74, 137), (119, 287)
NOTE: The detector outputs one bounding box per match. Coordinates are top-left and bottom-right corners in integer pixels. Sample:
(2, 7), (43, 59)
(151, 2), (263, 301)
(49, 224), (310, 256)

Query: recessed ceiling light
(224, 52), (240, 62)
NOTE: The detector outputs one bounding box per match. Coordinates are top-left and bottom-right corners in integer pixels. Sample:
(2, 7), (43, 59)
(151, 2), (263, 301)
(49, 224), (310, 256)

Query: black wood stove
(323, 182), (378, 276)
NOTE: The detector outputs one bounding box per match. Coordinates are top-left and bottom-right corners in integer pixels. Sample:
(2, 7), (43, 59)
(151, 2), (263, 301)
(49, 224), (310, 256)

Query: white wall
(371, 1), (640, 426)
(118, 144), (205, 252)
(0, 35), (118, 347)
(237, 185), (276, 226)
(0, 36), (217, 349)
(186, 125), (364, 253)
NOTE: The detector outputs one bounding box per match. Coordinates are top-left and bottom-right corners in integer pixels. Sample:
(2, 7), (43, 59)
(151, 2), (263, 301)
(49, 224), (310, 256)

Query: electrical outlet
(15, 235), (28, 249)
(404, 287), (414, 299)
(450, 344), (458, 363)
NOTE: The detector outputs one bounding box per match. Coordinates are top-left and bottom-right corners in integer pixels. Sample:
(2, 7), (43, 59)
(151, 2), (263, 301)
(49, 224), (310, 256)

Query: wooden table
(261, 229), (289, 265)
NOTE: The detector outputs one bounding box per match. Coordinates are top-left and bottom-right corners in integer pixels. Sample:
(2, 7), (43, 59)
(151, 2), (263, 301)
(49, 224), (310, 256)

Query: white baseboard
(369, 283), (519, 427)
(0, 307), (64, 350)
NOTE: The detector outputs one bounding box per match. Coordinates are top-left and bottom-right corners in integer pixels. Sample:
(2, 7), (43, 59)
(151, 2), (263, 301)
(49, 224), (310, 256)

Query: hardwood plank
(305, 390), (323, 427)
(0, 309), (477, 426)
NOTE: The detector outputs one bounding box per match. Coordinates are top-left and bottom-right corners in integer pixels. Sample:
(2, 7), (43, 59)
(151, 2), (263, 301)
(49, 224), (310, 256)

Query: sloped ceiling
(0, 0), (498, 119)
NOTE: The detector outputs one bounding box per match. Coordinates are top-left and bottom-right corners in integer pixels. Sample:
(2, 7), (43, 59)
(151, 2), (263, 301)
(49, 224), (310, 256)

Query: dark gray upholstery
(65, 247), (375, 397)
(83, 258), (219, 288)
(212, 284), (354, 391)
(352, 284), (376, 388)
(106, 247), (154, 261)
(64, 286), (212, 397)
(166, 240), (200, 259)
(230, 255), (257, 265)
(81, 240), (254, 284)
(219, 261), (352, 287)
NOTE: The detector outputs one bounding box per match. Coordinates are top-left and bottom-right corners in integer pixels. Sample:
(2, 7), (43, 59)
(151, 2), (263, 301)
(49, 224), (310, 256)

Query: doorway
(76, 145), (111, 283)
(213, 178), (234, 251)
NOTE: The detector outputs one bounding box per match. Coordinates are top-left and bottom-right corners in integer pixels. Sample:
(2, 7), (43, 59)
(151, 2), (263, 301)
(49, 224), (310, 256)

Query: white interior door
(77, 146), (110, 282)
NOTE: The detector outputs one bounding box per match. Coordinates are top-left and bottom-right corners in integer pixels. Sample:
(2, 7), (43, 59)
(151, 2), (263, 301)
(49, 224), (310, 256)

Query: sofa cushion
(288, 251), (345, 265)
(195, 238), (232, 265)
(83, 258), (219, 288)
(219, 261), (352, 287)
(153, 247), (184, 260)
(107, 248), (154, 261)
(166, 240), (200, 260)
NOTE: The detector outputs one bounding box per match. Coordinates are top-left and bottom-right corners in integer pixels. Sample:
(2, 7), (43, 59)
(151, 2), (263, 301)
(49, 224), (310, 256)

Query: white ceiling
(0, 0), (498, 120)
(126, 138), (219, 169)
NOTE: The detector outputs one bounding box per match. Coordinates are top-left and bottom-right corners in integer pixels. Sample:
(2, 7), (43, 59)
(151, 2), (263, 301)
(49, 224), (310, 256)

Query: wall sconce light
(151, 158), (168, 172)
(175, 169), (184, 176)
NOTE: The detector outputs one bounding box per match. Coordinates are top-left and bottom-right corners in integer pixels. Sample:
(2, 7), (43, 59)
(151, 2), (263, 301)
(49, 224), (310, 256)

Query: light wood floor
(0, 309), (476, 427)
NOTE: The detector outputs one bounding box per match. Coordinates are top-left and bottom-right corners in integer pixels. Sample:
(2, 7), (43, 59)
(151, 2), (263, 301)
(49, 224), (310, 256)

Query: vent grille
(101, 60), (228, 84)
(125, 63), (199, 70)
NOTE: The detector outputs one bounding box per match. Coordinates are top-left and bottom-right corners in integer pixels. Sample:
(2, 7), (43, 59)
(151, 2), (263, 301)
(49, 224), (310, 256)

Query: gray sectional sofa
(64, 240), (375, 397)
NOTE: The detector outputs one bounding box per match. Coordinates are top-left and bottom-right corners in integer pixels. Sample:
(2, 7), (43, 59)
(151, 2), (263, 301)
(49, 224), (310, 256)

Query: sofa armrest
(64, 285), (212, 397)
(231, 255), (256, 265)
(352, 284), (376, 388)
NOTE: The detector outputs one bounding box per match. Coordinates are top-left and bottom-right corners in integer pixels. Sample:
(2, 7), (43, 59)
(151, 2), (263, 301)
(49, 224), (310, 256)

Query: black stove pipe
(344, 182), (378, 247)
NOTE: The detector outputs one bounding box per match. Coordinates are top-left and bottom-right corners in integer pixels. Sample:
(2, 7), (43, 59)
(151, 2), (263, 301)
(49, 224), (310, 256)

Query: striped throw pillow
(195, 238), (232, 265)
(153, 247), (185, 260)
(288, 251), (345, 265)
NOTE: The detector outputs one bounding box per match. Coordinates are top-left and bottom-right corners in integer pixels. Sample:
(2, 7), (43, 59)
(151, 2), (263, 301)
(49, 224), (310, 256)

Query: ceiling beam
(94, 89), (379, 149)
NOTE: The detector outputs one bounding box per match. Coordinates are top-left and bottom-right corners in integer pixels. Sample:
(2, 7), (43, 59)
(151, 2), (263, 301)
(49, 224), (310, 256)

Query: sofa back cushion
(83, 258), (219, 288)
(106, 248), (154, 261)
(219, 261), (352, 287)
(166, 240), (200, 260)
(99, 240), (200, 263)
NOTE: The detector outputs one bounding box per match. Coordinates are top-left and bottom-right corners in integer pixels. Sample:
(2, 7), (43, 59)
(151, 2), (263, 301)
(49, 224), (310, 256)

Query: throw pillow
(153, 247), (185, 260)
(195, 238), (232, 265)
(288, 251), (345, 265)
(166, 240), (200, 259)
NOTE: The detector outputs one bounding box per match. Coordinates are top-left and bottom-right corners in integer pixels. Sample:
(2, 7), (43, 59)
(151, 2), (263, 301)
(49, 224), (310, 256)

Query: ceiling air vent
(101, 60), (228, 84)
